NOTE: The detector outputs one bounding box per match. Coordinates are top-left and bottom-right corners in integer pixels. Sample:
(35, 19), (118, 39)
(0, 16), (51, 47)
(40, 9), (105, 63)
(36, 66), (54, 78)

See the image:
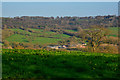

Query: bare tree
(85, 25), (110, 52)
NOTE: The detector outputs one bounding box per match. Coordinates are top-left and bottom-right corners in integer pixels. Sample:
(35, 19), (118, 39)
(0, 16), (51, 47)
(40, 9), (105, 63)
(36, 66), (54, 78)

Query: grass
(31, 37), (61, 45)
(5, 29), (71, 45)
(52, 34), (71, 38)
(11, 29), (31, 35)
(6, 34), (29, 43)
(108, 27), (118, 37)
(4, 27), (119, 46)
(30, 28), (44, 32)
(5, 34), (61, 45)
(2, 49), (119, 79)
(30, 28), (56, 35)
(30, 32), (55, 37)
(83, 27), (118, 37)
(108, 34), (118, 37)
(66, 30), (77, 32)
(11, 28), (56, 37)
(108, 27), (118, 32)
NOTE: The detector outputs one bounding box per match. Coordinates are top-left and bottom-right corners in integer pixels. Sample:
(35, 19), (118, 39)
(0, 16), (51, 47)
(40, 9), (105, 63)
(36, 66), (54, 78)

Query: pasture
(2, 49), (119, 79)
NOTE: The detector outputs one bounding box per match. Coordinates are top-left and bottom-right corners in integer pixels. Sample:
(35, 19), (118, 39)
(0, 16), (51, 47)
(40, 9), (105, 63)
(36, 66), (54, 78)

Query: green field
(83, 27), (118, 37)
(30, 28), (44, 32)
(11, 29), (56, 37)
(31, 37), (61, 45)
(108, 27), (118, 32)
(5, 34), (61, 45)
(5, 29), (73, 45)
(6, 34), (29, 43)
(66, 29), (77, 32)
(52, 34), (71, 38)
(108, 27), (118, 37)
(4, 27), (119, 47)
(2, 49), (119, 79)
(11, 29), (31, 35)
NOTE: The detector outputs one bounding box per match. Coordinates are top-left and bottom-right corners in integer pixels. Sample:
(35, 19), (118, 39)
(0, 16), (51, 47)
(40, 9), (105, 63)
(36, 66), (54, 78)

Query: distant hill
(2, 15), (119, 53)
(2, 15), (118, 30)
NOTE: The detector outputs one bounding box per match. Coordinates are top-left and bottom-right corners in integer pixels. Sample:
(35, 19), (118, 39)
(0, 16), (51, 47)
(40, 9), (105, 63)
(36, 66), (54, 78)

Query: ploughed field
(2, 49), (119, 79)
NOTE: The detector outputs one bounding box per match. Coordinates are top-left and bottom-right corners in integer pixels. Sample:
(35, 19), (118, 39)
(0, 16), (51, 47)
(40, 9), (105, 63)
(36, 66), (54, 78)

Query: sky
(1, 0), (120, 2)
(2, 2), (118, 17)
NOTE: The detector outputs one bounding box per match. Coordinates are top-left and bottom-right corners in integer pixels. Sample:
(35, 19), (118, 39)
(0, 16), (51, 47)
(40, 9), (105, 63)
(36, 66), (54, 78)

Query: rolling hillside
(2, 49), (119, 79)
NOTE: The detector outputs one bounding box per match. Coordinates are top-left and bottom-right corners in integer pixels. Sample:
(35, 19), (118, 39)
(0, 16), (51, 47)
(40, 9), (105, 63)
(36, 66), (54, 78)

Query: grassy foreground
(2, 49), (120, 79)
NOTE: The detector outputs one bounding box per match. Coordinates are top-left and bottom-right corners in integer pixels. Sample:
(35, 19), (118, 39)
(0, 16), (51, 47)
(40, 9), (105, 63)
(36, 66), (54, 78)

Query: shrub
(98, 45), (118, 54)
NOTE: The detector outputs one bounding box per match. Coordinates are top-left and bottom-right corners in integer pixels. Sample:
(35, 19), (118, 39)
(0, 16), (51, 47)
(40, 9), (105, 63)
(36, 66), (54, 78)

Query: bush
(98, 45), (118, 54)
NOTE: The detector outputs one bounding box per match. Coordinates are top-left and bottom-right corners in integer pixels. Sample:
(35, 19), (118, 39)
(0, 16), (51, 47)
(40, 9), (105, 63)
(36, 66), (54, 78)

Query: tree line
(2, 15), (118, 30)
